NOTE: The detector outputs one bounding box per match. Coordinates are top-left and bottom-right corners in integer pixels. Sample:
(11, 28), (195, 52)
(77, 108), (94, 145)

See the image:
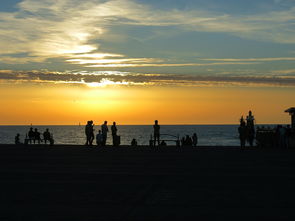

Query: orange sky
(0, 83), (292, 125)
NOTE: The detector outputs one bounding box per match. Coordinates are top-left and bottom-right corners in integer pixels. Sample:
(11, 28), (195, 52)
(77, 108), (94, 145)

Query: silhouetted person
(131, 138), (137, 146)
(43, 128), (51, 144)
(153, 120), (160, 146)
(279, 125), (287, 148)
(181, 136), (185, 146)
(28, 127), (34, 144)
(34, 128), (40, 144)
(246, 111), (255, 147)
(238, 121), (247, 148)
(96, 130), (103, 146)
(111, 122), (118, 146)
(15, 133), (21, 145)
(286, 125), (291, 148)
(192, 133), (198, 147)
(240, 116), (245, 126)
(49, 134), (54, 146)
(101, 121), (109, 146)
(85, 121), (93, 146)
(160, 140), (167, 146)
(184, 135), (193, 146)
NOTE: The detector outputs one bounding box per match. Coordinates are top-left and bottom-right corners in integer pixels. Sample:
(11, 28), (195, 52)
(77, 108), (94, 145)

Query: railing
(150, 133), (180, 146)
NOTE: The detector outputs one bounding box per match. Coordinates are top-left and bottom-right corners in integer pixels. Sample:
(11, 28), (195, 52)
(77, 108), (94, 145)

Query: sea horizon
(0, 123), (287, 126)
(0, 124), (287, 146)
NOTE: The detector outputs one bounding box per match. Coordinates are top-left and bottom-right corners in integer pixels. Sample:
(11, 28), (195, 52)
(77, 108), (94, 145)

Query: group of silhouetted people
(275, 125), (291, 148)
(85, 121), (120, 147)
(180, 133), (198, 147)
(256, 124), (292, 149)
(150, 120), (198, 148)
(27, 127), (54, 145)
(12, 113), (294, 148)
(238, 111), (255, 148)
(15, 127), (54, 145)
(84, 120), (199, 148)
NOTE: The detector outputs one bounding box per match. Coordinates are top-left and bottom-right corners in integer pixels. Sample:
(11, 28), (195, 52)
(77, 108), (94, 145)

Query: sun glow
(85, 79), (129, 87)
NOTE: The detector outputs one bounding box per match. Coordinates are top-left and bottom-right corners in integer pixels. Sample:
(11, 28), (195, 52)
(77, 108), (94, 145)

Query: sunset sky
(1, 0), (295, 125)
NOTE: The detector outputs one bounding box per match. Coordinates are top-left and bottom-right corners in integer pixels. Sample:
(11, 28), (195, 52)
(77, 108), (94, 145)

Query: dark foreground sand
(1, 144), (295, 220)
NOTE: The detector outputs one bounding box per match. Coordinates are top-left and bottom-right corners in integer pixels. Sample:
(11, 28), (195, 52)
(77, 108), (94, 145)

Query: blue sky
(1, 0), (295, 87)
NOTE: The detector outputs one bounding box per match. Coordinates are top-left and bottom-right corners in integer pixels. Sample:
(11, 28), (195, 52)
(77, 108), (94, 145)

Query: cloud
(66, 52), (256, 67)
(201, 57), (295, 62)
(1, 0), (295, 67)
(1, 70), (295, 87)
(84, 62), (255, 68)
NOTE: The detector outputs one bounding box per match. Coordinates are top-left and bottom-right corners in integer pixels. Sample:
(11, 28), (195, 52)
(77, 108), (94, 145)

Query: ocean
(0, 125), (243, 146)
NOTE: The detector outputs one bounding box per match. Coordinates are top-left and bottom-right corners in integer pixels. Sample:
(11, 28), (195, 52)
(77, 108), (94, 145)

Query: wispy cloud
(84, 62), (255, 68)
(1, 0), (295, 67)
(1, 70), (295, 87)
(66, 52), (256, 67)
(202, 57), (295, 62)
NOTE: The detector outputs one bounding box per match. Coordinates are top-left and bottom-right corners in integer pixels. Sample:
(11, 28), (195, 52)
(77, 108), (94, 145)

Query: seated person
(34, 128), (41, 144)
(96, 130), (103, 146)
(43, 129), (51, 144)
(131, 138), (137, 146)
(49, 134), (54, 146)
(15, 133), (21, 145)
(160, 140), (167, 146)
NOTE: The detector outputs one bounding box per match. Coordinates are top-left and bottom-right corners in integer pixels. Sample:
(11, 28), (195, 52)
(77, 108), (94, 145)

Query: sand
(1, 144), (295, 220)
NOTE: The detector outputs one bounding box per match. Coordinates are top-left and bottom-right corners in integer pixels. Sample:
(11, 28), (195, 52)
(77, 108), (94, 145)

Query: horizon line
(0, 123), (290, 126)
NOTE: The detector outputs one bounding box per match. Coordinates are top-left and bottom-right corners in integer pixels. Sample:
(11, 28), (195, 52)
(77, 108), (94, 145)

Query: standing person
(85, 121), (94, 146)
(246, 111), (255, 147)
(28, 127), (34, 144)
(238, 121), (247, 148)
(192, 133), (198, 147)
(111, 122), (118, 146)
(85, 121), (91, 145)
(15, 133), (21, 145)
(184, 135), (193, 146)
(286, 125), (291, 149)
(101, 121), (109, 146)
(89, 120), (94, 145)
(153, 120), (160, 146)
(279, 125), (287, 149)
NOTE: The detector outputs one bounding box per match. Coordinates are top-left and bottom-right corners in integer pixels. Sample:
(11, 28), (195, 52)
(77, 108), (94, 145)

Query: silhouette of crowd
(12, 112), (294, 149)
(238, 111), (255, 148)
(256, 124), (292, 148)
(84, 120), (120, 147)
(16, 127), (54, 145)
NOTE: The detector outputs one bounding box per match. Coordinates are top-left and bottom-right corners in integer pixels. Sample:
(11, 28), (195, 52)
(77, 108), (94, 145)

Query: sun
(85, 79), (129, 88)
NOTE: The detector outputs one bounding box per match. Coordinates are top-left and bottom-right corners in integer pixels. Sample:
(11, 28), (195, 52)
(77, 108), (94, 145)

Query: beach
(1, 144), (295, 220)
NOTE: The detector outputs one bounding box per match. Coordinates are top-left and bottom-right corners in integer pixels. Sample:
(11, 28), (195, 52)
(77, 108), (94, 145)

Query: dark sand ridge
(1, 144), (295, 220)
